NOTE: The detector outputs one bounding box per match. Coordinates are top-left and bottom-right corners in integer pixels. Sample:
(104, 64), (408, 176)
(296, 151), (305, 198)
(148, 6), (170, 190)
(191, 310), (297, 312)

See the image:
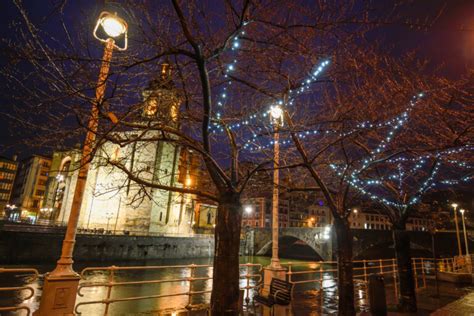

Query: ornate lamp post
(460, 209), (469, 256)
(270, 105), (283, 269)
(262, 105), (286, 294)
(452, 203), (463, 257)
(36, 12), (127, 316)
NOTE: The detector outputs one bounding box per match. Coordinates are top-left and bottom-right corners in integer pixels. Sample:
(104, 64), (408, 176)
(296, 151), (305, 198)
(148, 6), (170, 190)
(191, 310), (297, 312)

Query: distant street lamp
(270, 105), (283, 269)
(36, 12), (128, 316)
(106, 211), (114, 232)
(460, 209), (469, 256)
(245, 206), (253, 215)
(452, 203), (463, 256)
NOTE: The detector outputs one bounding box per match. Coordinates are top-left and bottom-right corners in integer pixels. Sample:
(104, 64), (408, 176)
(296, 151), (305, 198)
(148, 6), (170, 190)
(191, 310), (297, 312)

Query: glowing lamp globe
(270, 105), (284, 126)
(101, 16), (127, 38)
(270, 106), (283, 120)
(93, 11), (128, 50)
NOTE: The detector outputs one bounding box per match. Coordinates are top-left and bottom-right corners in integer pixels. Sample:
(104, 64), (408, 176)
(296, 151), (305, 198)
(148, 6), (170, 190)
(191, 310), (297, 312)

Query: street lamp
(36, 11), (128, 316)
(245, 206), (253, 215)
(93, 12), (128, 50)
(270, 105), (283, 269)
(105, 211), (114, 232)
(460, 209), (469, 256)
(452, 203), (463, 257)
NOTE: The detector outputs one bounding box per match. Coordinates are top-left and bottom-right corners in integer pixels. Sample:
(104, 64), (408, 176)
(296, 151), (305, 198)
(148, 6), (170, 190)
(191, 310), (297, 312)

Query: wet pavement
(150, 280), (474, 316)
(431, 289), (474, 316)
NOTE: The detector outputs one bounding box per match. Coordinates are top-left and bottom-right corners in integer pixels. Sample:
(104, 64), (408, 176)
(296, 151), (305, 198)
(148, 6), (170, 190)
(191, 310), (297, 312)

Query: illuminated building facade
(0, 156), (18, 218)
(11, 155), (51, 222)
(45, 64), (199, 235)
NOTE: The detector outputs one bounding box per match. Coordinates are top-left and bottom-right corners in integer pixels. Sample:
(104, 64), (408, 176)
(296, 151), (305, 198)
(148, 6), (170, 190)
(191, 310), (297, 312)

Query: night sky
(0, 0), (473, 159)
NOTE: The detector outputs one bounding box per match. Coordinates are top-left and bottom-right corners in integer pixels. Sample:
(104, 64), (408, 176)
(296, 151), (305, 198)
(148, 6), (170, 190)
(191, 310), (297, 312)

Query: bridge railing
(0, 268), (39, 316)
(75, 263), (262, 315)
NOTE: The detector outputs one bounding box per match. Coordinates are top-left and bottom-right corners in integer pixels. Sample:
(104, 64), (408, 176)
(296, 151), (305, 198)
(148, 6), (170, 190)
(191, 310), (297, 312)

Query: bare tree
(346, 82), (473, 311)
(1, 1), (457, 314)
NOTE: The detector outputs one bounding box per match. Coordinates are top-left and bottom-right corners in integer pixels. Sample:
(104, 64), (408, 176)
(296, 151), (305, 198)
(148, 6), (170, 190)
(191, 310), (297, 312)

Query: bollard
(368, 274), (387, 316)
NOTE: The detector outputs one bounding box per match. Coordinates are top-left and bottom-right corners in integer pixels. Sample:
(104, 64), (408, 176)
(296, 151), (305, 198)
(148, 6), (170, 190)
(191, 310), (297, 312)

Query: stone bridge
(242, 227), (465, 261)
(242, 227), (333, 260)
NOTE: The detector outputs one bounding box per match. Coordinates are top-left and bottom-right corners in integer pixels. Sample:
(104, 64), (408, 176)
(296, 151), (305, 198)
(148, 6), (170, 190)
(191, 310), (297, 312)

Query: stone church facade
(44, 65), (215, 235)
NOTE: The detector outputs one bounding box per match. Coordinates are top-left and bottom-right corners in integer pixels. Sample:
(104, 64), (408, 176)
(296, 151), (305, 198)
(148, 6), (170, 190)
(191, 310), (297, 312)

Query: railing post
(413, 259), (418, 289)
(286, 263), (292, 294)
(187, 264), (196, 308)
(363, 260), (367, 283)
(245, 264), (250, 304)
(319, 262), (323, 291)
(103, 266), (115, 316)
(392, 258), (398, 301)
(421, 258), (426, 288)
(379, 259), (383, 274)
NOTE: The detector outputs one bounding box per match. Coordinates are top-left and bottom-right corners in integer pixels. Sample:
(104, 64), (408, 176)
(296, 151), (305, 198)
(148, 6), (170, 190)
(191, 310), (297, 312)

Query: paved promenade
(431, 290), (474, 316)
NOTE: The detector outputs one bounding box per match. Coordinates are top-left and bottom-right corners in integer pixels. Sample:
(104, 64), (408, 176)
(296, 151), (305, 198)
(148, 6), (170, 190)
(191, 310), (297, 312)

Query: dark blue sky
(0, 0), (473, 159)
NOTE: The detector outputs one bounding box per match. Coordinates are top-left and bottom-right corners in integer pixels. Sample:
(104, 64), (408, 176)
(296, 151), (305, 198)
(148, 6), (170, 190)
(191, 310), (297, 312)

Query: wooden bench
(254, 278), (293, 314)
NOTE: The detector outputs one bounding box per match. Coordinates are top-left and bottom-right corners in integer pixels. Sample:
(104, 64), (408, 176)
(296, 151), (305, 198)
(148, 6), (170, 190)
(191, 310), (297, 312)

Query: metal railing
(430, 255), (473, 273)
(0, 221), (213, 238)
(283, 257), (452, 306)
(75, 263), (262, 315)
(0, 268), (39, 316)
(76, 228), (213, 238)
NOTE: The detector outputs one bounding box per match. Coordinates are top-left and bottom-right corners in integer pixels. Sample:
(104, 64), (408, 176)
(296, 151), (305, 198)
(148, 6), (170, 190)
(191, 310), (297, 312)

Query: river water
(1, 256), (344, 315)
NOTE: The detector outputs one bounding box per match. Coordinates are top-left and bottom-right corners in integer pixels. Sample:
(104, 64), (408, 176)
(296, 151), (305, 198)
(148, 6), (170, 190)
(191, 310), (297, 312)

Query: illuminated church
(43, 65), (216, 234)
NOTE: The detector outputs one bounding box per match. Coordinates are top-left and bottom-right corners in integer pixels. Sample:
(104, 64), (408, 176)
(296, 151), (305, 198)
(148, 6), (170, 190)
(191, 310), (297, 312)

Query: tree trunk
(393, 223), (417, 312)
(334, 217), (355, 316)
(210, 192), (242, 315)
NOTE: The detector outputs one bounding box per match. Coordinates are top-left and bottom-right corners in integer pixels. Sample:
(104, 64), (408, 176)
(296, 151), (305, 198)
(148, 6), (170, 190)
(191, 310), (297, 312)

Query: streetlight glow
(185, 176), (192, 187)
(270, 106), (283, 120)
(452, 203), (458, 209)
(460, 209), (465, 215)
(93, 12), (128, 50)
(101, 16), (127, 38)
(244, 206), (253, 214)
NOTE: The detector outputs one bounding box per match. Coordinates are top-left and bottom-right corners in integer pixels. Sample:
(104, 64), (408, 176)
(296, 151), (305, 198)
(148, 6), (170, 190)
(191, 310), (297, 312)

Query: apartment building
(11, 155), (52, 222)
(0, 156), (18, 217)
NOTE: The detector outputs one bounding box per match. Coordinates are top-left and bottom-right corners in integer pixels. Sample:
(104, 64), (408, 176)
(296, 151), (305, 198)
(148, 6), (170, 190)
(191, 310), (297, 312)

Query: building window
(33, 200), (39, 208)
(207, 212), (212, 225)
(159, 212), (163, 222)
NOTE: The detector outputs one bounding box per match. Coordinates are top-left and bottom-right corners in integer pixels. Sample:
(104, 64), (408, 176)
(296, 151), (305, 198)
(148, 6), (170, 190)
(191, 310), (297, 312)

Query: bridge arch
(256, 235), (326, 261)
(246, 227), (332, 261)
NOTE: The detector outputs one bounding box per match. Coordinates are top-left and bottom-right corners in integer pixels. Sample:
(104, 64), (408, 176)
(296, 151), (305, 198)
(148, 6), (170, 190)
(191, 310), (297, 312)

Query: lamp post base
(262, 265), (287, 296)
(34, 272), (80, 316)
